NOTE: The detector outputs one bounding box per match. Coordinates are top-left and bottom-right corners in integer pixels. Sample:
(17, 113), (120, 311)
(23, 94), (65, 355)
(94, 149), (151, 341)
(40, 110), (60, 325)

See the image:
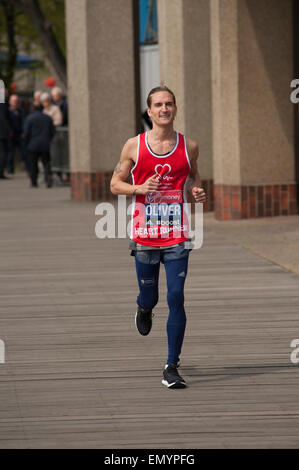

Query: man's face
(9, 95), (19, 110)
(51, 90), (61, 103)
(34, 91), (42, 106)
(147, 91), (177, 127)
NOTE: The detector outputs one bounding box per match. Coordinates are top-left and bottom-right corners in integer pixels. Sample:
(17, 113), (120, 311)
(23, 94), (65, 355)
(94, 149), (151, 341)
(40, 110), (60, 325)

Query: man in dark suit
(23, 105), (55, 188)
(7, 94), (26, 174)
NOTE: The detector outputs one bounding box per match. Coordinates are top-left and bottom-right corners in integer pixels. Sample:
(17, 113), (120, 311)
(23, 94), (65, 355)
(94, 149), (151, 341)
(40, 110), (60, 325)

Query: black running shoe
(162, 363), (186, 388)
(135, 306), (154, 336)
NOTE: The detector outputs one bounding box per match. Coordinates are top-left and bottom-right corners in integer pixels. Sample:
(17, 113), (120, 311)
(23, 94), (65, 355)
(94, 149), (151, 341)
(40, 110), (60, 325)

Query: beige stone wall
(66, 0), (137, 173)
(183, 0), (213, 180)
(211, 0), (295, 186)
(158, 0), (185, 132)
(238, 0), (294, 185)
(157, 0), (213, 180)
(210, 0), (241, 185)
(66, 0), (90, 172)
(66, 0), (294, 189)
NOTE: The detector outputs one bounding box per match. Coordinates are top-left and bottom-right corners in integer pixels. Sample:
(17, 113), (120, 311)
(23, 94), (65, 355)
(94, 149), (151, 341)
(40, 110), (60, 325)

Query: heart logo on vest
(155, 164), (171, 180)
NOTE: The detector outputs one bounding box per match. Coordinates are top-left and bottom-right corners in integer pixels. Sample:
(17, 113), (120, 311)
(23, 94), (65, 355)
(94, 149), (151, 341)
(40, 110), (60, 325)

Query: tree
(10, 0), (66, 87)
(0, 0), (66, 88)
(0, 0), (17, 85)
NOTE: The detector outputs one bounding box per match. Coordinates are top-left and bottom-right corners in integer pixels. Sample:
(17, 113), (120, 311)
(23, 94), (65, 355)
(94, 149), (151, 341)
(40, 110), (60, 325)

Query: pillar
(211, 0), (296, 219)
(65, 0), (138, 201)
(157, 0), (214, 211)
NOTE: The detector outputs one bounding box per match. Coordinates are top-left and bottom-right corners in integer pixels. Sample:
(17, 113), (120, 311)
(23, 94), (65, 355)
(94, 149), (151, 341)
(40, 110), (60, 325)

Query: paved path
(0, 173), (299, 448)
(204, 212), (299, 275)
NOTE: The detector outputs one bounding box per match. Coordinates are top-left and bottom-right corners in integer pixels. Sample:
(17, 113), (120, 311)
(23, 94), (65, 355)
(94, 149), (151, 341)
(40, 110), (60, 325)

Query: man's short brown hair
(147, 86), (176, 108)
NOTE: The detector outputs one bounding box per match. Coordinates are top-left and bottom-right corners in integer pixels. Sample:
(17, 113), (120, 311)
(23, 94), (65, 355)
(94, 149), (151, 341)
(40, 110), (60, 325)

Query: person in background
(23, 104), (55, 188)
(20, 96), (31, 118)
(33, 90), (43, 111)
(51, 86), (68, 126)
(50, 87), (69, 183)
(7, 94), (27, 174)
(41, 92), (62, 126)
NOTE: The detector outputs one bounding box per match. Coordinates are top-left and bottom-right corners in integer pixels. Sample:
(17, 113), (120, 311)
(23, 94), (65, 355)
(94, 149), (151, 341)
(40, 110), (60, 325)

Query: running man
(110, 86), (206, 388)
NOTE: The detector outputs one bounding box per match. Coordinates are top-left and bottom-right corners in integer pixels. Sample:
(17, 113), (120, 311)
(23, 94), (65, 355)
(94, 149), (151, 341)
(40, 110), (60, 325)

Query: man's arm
(110, 137), (159, 196)
(186, 138), (206, 203)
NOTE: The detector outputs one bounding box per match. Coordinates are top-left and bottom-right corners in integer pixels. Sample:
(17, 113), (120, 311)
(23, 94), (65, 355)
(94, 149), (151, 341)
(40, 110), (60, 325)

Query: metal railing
(50, 126), (69, 173)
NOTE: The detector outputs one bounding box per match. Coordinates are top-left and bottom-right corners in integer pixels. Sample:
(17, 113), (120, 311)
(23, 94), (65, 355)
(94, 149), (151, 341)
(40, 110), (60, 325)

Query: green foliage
(0, 0), (65, 56)
(39, 0), (66, 57)
(14, 8), (39, 47)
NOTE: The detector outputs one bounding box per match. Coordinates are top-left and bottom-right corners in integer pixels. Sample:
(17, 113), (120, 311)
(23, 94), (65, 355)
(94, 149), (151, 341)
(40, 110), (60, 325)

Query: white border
(131, 134), (140, 173)
(130, 134), (140, 240)
(145, 131), (179, 158)
(183, 135), (191, 169)
(0, 339), (4, 363)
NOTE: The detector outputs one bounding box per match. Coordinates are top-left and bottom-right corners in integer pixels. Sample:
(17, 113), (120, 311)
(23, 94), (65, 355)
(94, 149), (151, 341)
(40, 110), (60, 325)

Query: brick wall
(214, 183), (298, 220)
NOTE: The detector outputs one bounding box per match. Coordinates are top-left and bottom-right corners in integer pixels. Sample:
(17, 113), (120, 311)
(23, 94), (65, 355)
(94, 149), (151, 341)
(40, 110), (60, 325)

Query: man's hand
(137, 175), (160, 195)
(192, 187), (206, 203)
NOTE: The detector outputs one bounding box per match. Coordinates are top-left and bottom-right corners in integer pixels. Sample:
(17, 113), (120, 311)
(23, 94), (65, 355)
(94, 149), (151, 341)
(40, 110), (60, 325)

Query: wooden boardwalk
(0, 174), (299, 449)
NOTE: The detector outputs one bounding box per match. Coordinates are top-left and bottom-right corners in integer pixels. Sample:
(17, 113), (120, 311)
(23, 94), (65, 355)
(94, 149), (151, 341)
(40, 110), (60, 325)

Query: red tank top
(131, 131), (191, 247)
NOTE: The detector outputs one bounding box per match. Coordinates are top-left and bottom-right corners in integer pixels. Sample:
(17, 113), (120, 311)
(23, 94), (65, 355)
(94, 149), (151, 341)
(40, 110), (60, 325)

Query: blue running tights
(134, 252), (189, 365)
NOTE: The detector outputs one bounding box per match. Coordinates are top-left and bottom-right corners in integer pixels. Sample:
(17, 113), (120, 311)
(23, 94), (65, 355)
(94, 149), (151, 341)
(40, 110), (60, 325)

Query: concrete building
(66, 0), (298, 220)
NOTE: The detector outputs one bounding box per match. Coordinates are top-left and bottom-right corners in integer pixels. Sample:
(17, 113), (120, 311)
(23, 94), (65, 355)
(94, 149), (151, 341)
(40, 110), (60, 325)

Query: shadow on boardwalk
(0, 173), (299, 449)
